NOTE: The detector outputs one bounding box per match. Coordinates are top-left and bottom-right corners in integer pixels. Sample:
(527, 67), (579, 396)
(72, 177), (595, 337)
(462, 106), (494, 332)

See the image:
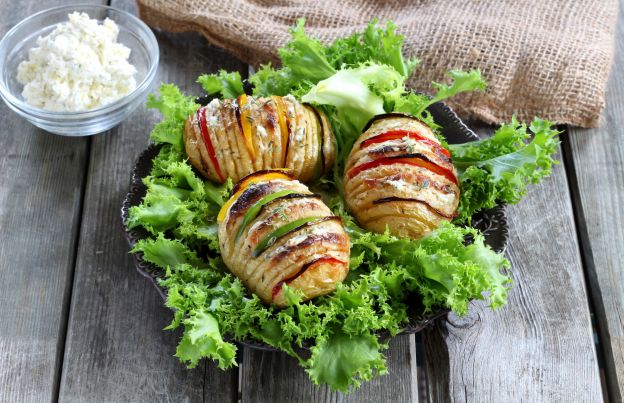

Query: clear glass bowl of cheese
(0, 5), (159, 136)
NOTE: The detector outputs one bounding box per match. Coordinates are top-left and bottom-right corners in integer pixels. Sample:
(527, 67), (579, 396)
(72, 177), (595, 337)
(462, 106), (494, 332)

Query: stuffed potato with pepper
(218, 170), (350, 307)
(344, 113), (460, 240)
(184, 95), (335, 184)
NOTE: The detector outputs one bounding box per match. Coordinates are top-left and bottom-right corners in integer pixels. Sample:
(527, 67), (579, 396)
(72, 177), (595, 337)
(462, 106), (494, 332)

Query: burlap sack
(138, 0), (619, 128)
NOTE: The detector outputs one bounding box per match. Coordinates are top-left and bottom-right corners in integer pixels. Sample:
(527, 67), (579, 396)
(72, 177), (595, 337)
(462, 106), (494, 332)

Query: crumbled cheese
(207, 98), (220, 110)
(357, 155), (373, 164)
(402, 135), (420, 152)
(267, 221), (331, 259)
(208, 115), (219, 127)
(427, 189), (457, 206)
(366, 136), (425, 154)
(295, 126), (306, 141)
(256, 125), (268, 138)
(283, 95), (297, 118)
(206, 99), (221, 127)
(283, 94), (297, 103)
(385, 177), (456, 209)
(269, 232), (312, 258)
(386, 179), (413, 193)
(308, 224), (331, 236)
(16, 12), (137, 111)
(257, 140), (266, 154)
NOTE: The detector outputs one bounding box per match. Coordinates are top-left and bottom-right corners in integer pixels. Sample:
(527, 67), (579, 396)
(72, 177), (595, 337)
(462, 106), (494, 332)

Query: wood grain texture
(0, 1), (100, 402)
(565, 1), (624, 400)
(56, 4), (247, 401)
(240, 335), (418, 402)
(423, 138), (603, 401)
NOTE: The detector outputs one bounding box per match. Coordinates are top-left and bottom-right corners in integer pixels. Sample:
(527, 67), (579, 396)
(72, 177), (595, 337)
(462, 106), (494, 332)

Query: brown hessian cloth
(138, 0), (619, 128)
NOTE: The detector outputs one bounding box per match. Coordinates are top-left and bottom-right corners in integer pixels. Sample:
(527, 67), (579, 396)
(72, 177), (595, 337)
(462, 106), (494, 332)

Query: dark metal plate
(120, 101), (508, 350)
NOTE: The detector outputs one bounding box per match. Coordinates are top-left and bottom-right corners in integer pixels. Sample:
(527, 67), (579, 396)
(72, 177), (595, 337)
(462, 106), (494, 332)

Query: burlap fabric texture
(138, 0), (619, 128)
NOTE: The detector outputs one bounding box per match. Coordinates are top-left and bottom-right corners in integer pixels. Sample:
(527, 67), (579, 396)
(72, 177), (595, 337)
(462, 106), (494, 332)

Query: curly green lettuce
(131, 18), (558, 392)
(128, 148), (511, 391)
(197, 70), (244, 99)
(450, 118), (561, 222)
(245, 19), (418, 99)
(146, 85), (198, 151)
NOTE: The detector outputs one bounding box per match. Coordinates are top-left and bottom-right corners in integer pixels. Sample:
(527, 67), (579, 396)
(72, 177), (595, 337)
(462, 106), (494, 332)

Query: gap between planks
(561, 129), (618, 402)
(560, 1), (624, 399)
(51, 136), (93, 403)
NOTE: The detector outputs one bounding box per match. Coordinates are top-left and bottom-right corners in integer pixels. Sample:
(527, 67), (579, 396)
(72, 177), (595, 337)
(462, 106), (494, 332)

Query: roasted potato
(344, 113), (460, 240)
(184, 95), (335, 184)
(218, 170), (350, 307)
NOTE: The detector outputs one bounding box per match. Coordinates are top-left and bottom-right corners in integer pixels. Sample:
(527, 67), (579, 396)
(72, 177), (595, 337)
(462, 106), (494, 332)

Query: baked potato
(218, 170), (350, 307)
(344, 113), (460, 239)
(184, 95), (335, 184)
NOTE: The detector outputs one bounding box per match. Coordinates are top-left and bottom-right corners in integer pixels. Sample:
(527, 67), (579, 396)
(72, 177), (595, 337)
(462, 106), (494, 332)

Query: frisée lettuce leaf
(450, 118), (561, 222)
(146, 84), (198, 151)
(131, 18), (558, 393)
(128, 148), (511, 391)
(197, 70), (244, 99)
(301, 63), (405, 133)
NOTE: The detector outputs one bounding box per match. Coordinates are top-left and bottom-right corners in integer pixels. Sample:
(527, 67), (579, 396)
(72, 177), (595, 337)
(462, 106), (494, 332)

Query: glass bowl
(0, 4), (159, 136)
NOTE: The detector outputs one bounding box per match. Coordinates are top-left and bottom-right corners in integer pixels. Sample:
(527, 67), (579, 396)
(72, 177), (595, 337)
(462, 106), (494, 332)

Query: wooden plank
(240, 335), (418, 402)
(423, 138), (604, 401)
(565, 2), (624, 400)
(56, 3), (247, 401)
(0, 2), (100, 402)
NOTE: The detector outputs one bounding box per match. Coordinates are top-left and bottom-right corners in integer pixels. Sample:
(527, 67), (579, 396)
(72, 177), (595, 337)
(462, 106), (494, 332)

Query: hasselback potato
(343, 113), (460, 240)
(184, 95), (335, 184)
(218, 170), (350, 307)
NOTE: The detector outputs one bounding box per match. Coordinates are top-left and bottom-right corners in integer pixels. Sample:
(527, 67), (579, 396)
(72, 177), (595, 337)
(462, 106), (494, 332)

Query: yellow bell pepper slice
(272, 96), (290, 167)
(238, 94), (256, 160)
(217, 171), (292, 223)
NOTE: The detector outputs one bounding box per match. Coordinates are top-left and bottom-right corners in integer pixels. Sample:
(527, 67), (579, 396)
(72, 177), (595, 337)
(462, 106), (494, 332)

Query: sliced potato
(212, 100), (239, 181)
(318, 109), (336, 175)
(219, 172), (350, 307)
(186, 96), (333, 184)
(344, 114), (460, 240)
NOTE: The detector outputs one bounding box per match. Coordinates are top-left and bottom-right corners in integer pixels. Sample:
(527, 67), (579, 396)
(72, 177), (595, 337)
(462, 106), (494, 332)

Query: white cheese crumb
(16, 12), (137, 111)
(256, 125), (268, 138)
(208, 115), (219, 127)
(386, 179), (413, 192)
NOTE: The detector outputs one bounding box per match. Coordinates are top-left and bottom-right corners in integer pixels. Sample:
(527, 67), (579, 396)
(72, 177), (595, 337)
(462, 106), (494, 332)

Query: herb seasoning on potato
(184, 95), (335, 184)
(218, 170), (349, 306)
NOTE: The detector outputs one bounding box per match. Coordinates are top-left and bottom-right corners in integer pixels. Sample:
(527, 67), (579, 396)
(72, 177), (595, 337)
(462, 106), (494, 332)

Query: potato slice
(219, 173), (349, 307)
(344, 114), (460, 240)
(185, 96), (335, 184)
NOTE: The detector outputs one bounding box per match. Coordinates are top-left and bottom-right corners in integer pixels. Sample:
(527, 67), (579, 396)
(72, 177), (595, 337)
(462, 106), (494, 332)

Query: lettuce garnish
(127, 19), (558, 392)
(450, 118), (561, 222)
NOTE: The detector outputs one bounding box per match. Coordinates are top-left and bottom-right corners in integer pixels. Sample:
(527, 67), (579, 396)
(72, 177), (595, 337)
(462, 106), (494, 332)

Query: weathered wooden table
(1, 1), (622, 402)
